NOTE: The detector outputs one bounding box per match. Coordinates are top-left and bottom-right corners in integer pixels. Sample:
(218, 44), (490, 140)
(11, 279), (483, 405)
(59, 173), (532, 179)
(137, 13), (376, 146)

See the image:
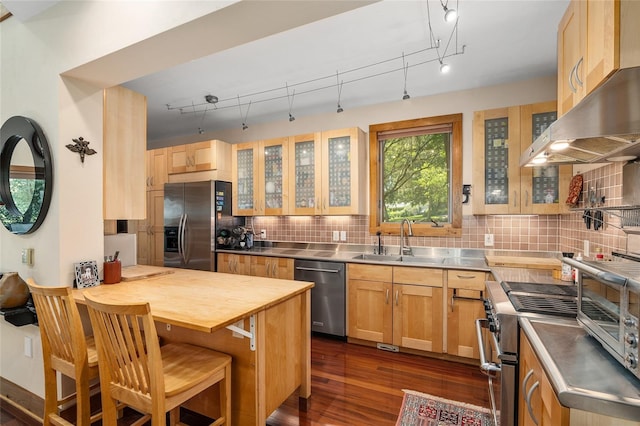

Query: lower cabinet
(251, 256), (294, 279)
(519, 330), (569, 426)
(136, 190), (164, 266)
(348, 264), (488, 359)
(446, 269), (487, 359)
(347, 264), (444, 353)
(216, 253), (293, 279)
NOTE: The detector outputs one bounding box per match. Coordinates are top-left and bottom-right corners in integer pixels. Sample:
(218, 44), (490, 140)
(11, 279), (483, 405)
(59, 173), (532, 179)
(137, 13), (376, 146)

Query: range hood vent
(521, 66), (640, 166)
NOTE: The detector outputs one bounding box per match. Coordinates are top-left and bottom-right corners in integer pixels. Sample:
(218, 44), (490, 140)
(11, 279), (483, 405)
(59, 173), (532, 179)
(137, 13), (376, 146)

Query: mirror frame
(0, 116), (53, 234)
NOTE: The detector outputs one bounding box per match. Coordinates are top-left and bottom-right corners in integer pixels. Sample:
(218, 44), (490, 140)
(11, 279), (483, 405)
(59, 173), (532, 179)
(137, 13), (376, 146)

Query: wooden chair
(27, 279), (101, 426)
(83, 292), (231, 426)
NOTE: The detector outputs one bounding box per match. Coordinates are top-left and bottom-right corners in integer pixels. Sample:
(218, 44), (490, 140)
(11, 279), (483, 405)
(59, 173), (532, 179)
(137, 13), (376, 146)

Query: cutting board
(485, 255), (561, 270)
(121, 265), (175, 282)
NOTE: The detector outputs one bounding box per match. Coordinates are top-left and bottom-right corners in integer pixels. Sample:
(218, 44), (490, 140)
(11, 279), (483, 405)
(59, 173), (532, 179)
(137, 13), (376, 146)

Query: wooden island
(73, 267), (313, 426)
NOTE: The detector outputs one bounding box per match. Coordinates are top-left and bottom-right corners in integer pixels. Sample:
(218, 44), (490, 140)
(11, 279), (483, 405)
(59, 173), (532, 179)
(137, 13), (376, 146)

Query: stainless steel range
(476, 279), (578, 426)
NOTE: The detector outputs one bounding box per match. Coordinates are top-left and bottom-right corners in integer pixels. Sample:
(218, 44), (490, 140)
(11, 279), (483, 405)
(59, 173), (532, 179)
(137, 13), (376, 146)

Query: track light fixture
(237, 95), (251, 131)
(205, 94), (218, 104)
(439, 60), (451, 74)
(335, 71), (345, 113)
(441, 0), (457, 22)
(286, 83), (296, 122)
(402, 53), (410, 100)
(198, 127), (204, 135)
(289, 113), (295, 122)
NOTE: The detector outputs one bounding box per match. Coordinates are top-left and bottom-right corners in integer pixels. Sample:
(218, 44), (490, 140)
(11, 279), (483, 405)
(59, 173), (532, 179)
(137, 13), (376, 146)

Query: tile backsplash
(248, 162), (629, 257)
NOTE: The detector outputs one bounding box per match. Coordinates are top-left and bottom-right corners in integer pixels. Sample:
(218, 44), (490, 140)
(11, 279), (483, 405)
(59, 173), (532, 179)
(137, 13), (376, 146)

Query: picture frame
(74, 260), (100, 288)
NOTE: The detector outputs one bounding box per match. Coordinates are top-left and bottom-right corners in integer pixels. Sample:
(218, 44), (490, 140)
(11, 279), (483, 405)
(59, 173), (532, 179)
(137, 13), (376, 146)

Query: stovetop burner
(507, 293), (577, 317)
(501, 281), (577, 297)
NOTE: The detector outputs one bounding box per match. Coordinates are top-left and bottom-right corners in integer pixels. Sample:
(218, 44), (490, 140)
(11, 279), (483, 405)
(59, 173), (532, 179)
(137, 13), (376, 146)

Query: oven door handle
(475, 319), (502, 376)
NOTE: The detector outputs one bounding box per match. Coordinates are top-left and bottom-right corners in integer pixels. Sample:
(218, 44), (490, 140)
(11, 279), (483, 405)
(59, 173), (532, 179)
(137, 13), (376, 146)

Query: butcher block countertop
(485, 255), (562, 270)
(74, 268), (314, 333)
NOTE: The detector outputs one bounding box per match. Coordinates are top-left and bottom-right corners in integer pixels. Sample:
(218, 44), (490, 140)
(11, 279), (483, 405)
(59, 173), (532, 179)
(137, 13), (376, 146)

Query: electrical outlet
(332, 231), (340, 241)
(484, 234), (494, 247)
(584, 240), (590, 257)
(260, 229), (266, 239)
(340, 231), (347, 241)
(21, 248), (34, 266)
(24, 336), (32, 358)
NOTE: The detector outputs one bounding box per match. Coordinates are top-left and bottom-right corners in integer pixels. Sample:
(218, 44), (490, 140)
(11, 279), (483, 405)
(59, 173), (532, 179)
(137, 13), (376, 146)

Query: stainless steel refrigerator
(164, 181), (238, 271)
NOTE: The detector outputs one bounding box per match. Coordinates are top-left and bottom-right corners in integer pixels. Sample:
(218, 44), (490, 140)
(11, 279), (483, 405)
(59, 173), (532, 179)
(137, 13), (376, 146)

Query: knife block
(103, 260), (121, 284)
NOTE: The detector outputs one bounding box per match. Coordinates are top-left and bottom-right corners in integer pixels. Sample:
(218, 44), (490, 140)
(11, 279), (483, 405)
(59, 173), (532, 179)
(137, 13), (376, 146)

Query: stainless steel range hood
(520, 66), (640, 167)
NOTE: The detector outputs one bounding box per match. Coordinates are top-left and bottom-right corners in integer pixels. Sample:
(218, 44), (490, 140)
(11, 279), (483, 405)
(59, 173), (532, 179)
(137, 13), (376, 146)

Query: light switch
(340, 231), (347, 241)
(332, 231), (340, 241)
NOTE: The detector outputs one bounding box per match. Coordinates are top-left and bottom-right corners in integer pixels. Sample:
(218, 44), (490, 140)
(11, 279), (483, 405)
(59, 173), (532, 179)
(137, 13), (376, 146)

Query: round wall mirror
(0, 116), (53, 234)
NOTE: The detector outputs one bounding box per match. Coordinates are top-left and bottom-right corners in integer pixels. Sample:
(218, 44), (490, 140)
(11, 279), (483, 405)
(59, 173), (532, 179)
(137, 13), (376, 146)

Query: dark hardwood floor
(0, 335), (489, 425)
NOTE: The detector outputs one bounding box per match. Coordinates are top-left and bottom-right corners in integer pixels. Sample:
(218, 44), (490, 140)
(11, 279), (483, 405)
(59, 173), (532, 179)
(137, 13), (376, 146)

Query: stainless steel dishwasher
(294, 259), (346, 337)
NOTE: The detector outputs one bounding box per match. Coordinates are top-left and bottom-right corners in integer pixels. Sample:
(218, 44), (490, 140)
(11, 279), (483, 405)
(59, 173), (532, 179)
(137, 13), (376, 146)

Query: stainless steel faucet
(399, 218), (413, 256)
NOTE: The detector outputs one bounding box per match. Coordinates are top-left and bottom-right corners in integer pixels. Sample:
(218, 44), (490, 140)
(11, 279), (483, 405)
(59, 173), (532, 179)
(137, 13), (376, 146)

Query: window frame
(369, 113), (463, 237)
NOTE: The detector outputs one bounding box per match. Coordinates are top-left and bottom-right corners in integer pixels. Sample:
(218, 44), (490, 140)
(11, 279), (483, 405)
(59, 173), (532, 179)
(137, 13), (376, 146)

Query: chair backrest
(83, 292), (163, 406)
(27, 279), (88, 374)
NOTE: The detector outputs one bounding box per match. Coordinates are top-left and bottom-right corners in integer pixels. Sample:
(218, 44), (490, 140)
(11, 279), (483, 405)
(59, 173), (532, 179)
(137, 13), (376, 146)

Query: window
(369, 114), (462, 236)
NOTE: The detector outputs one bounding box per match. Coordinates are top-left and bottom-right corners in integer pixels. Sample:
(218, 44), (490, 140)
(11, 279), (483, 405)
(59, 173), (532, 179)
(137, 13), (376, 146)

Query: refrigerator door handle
(180, 214), (188, 264)
(176, 214), (184, 256)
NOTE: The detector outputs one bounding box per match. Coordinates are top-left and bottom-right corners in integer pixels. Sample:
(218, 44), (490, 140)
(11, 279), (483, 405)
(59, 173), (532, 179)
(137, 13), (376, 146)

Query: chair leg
(220, 364), (231, 426)
(99, 392), (118, 425)
(43, 365), (58, 426)
(75, 376), (91, 425)
(169, 407), (180, 425)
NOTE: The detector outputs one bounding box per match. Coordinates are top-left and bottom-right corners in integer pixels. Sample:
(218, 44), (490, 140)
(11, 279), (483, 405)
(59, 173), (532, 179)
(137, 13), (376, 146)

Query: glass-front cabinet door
(232, 142), (259, 216)
(320, 128), (367, 215)
(472, 106), (522, 214)
(260, 137), (288, 216)
(520, 101), (572, 214)
(289, 133), (322, 215)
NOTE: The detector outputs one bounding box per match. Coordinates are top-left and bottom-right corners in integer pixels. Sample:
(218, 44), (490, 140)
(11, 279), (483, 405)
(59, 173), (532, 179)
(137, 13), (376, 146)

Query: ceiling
(4, 1), (570, 145)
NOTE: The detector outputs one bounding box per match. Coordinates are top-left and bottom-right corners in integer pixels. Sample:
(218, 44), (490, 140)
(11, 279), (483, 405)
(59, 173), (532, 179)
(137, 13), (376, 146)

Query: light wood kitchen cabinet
(251, 256), (294, 279)
(232, 138), (289, 216)
(446, 269), (486, 359)
(168, 140), (231, 177)
(217, 252), (252, 275)
(289, 132), (323, 215)
(320, 127), (368, 215)
(558, 0), (640, 116)
(103, 85), (146, 220)
(519, 330), (569, 426)
(472, 106), (522, 215)
(473, 102), (570, 215)
(519, 101), (572, 215)
(347, 264), (393, 343)
(392, 267), (444, 352)
(136, 190), (165, 266)
(145, 148), (168, 191)
(347, 264), (443, 353)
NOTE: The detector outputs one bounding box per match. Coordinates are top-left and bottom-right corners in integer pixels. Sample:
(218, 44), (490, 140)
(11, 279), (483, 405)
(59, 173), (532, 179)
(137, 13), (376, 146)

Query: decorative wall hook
(66, 137), (97, 163)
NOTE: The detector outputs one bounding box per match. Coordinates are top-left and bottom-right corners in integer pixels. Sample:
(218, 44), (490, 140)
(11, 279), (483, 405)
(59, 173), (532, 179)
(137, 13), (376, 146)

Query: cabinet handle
(228, 259), (232, 272)
(522, 369), (534, 397)
(323, 199), (326, 210)
(526, 381), (540, 426)
(272, 262), (277, 277)
(150, 176), (154, 186)
(569, 63), (577, 94)
(395, 290), (399, 306)
(525, 190), (529, 207)
(456, 274), (477, 279)
(385, 288), (390, 304)
(574, 57), (584, 87)
(513, 191), (517, 207)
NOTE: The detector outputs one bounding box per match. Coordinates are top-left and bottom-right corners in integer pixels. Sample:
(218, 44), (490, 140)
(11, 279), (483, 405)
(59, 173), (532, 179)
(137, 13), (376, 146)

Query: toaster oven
(570, 259), (640, 380)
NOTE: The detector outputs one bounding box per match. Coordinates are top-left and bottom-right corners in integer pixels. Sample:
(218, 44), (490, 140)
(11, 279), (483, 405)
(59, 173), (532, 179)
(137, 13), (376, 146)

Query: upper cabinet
(558, 0), (640, 116)
(145, 148), (168, 191)
(168, 140), (232, 182)
(103, 86), (146, 220)
(233, 127), (367, 216)
(473, 102), (571, 215)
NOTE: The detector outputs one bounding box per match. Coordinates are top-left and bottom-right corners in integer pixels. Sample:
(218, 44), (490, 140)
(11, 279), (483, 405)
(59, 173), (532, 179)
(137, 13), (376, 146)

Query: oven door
(578, 270), (625, 361)
(476, 319), (502, 426)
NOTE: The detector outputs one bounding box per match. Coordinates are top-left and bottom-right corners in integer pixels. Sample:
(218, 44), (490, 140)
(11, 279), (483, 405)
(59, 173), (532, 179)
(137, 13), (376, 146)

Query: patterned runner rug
(396, 389), (494, 426)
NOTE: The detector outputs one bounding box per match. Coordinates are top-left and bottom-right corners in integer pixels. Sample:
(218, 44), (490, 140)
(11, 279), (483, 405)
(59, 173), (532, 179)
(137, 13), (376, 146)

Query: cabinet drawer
(393, 267), (443, 287)
(348, 264), (393, 282)
(448, 270), (486, 291)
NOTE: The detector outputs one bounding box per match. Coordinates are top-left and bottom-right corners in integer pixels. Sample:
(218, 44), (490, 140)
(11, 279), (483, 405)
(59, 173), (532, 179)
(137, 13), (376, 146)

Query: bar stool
(27, 279), (101, 425)
(83, 292), (231, 426)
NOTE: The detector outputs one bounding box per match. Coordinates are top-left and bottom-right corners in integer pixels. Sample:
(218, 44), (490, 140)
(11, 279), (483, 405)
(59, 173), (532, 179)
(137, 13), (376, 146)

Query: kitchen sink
(351, 254), (445, 265)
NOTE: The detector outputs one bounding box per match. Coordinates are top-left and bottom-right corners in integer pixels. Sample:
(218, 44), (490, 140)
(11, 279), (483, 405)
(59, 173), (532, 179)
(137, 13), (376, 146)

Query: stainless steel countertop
(216, 243), (492, 270)
(520, 317), (640, 421)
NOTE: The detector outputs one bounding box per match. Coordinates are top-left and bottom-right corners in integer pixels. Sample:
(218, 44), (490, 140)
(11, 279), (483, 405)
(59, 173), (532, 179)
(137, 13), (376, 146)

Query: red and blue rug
(396, 390), (494, 426)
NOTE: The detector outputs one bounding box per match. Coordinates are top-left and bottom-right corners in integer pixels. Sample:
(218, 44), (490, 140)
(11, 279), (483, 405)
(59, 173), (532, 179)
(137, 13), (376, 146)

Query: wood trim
(0, 377), (44, 424)
(368, 114), (463, 237)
